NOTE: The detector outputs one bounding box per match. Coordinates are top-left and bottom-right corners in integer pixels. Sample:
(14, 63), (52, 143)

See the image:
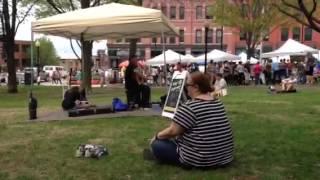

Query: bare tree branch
(92, 0), (101, 6)
(15, 0), (39, 35)
(69, 0), (76, 10)
(69, 39), (81, 60)
(46, 0), (65, 13)
(277, 0), (320, 33)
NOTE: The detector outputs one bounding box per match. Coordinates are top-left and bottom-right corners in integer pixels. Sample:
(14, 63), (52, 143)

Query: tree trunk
(80, 40), (93, 91)
(129, 39), (138, 61)
(128, 0), (142, 61)
(247, 47), (255, 60)
(4, 36), (17, 93)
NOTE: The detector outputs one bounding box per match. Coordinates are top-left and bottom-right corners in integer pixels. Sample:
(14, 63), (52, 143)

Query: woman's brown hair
(189, 71), (213, 93)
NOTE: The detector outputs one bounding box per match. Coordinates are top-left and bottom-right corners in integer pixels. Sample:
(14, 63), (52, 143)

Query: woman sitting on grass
(146, 72), (234, 169)
(269, 75), (297, 94)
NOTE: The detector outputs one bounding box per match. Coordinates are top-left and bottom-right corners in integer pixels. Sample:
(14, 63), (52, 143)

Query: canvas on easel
(162, 71), (188, 119)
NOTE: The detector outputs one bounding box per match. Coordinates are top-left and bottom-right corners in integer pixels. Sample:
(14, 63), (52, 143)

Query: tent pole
(80, 33), (84, 89)
(161, 27), (168, 88)
(30, 28), (34, 92)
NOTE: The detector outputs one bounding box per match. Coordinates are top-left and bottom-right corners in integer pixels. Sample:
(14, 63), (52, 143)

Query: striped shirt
(173, 99), (234, 167)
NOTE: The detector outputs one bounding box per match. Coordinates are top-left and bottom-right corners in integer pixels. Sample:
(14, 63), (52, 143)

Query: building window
(196, 6), (202, 19)
(179, 29), (184, 43)
(116, 39), (123, 43)
(22, 45), (29, 53)
(152, 37), (157, 44)
(161, 6), (167, 16)
(125, 38), (130, 43)
(15, 44), (19, 52)
(292, 27), (301, 41)
(281, 27), (289, 41)
(206, 6), (213, 19)
(207, 28), (213, 43)
(179, 6), (185, 19)
(169, 37), (176, 44)
(216, 29), (222, 44)
(304, 27), (312, 41)
(170, 6), (176, 19)
(195, 29), (202, 43)
(160, 37), (167, 44)
(239, 30), (246, 41)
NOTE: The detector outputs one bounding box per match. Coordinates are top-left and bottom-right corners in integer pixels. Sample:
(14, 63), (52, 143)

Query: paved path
(34, 105), (162, 122)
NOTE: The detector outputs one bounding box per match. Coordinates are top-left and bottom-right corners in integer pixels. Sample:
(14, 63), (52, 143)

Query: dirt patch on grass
(247, 100), (292, 105)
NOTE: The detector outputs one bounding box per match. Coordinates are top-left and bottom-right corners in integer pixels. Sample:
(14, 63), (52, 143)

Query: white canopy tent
(31, 3), (179, 89)
(313, 51), (320, 61)
(192, 49), (241, 64)
(184, 54), (195, 62)
(32, 3), (178, 40)
(261, 39), (319, 58)
(236, 52), (259, 64)
(146, 49), (189, 66)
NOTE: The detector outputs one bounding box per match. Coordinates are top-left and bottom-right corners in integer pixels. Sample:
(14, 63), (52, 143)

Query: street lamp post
(35, 40), (40, 85)
(204, 24), (209, 73)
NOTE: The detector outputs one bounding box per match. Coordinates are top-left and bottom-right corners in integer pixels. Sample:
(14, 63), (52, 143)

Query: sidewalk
(33, 104), (162, 122)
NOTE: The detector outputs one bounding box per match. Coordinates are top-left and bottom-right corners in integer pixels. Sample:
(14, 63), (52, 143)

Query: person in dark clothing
(125, 57), (151, 109)
(62, 86), (81, 110)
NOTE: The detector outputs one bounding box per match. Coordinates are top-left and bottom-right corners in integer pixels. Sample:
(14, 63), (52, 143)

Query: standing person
(207, 60), (215, 84)
(253, 62), (262, 85)
(236, 62), (245, 85)
(146, 72), (234, 169)
(297, 61), (305, 84)
(151, 67), (159, 86)
(125, 57), (151, 109)
(306, 53), (315, 85)
(264, 60), (272, 85)
(99, 69), (105, 88)
(56, 70), (62, 84)
(271, 59), (279, 84)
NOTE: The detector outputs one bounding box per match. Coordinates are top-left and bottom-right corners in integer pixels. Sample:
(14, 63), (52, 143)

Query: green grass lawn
(0, 85), (319, 180)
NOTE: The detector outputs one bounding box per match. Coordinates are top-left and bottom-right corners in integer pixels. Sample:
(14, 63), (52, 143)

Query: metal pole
(204, 26), (208, 73)
(161, 27), (168, 88)
(259, 36), (263, 63)
(30, 29), (34, 90)
(80, 33), (84, 87)
(37, 46), (40, 77)
(220, 26), (224, 51)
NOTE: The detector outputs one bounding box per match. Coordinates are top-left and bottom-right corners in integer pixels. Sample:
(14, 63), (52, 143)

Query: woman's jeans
(151, 139), (180, 165)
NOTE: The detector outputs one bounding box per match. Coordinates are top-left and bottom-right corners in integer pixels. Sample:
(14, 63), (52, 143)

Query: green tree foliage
(210, 0), (284, 59)
(27, 37), (59, 66)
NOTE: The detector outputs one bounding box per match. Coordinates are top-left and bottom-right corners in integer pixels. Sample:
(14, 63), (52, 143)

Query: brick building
(108, 0), (233, 66)
(0, 40), (31, 70)
(107, 0), (320, 65)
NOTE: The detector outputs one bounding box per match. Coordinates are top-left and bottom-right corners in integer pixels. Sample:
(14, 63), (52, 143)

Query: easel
(162, 71), (188, 119)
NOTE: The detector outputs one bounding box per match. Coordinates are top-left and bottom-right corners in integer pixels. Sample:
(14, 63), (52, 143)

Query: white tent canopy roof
(32, 3), (178, 40)
(146, 49), (189, 66)
(184, 54), (195, 61)
(236, 52), (259, 64)
(193, 49), (240, 63)
(262, 39), (319, 58)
